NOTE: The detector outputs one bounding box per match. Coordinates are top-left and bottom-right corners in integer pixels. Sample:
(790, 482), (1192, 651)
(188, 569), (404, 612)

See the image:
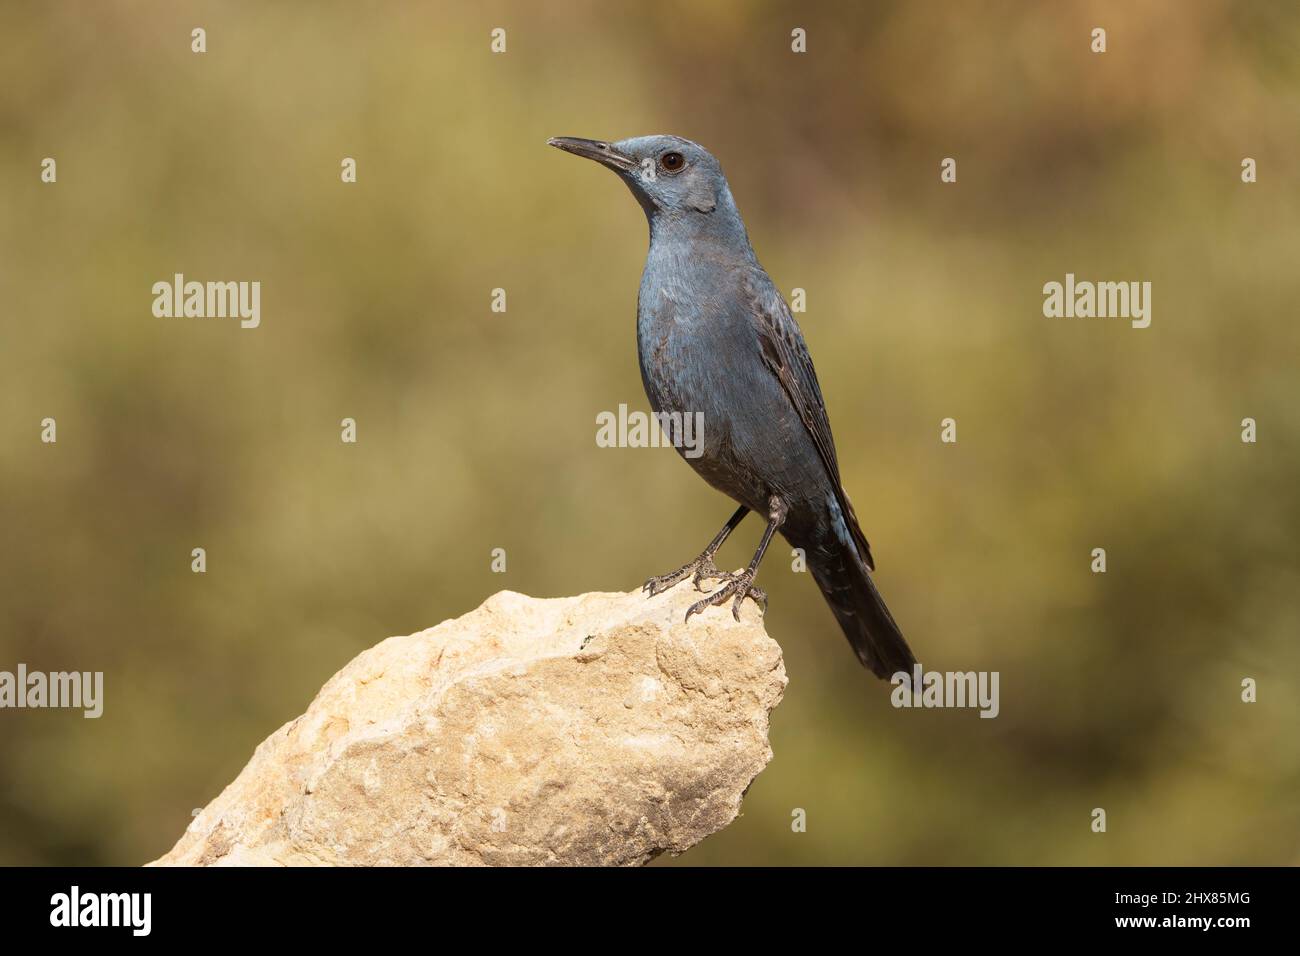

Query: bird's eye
(661, 151), (685, 172)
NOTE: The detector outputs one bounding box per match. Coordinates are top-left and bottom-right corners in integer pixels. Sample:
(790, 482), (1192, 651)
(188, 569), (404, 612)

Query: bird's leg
(642, 505), (749, 597)
(686, 495), (788, 622)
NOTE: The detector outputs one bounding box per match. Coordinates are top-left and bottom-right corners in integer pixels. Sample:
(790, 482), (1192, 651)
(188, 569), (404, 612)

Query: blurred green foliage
(0, 0), (1296, 865)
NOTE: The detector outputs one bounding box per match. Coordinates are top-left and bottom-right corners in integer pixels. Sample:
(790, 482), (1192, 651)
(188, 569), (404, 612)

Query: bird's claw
(691, 556), (725, 591)
(643, 553), (725, 597)
(642, 565), (690, 597)
(683, 571), (767, 623)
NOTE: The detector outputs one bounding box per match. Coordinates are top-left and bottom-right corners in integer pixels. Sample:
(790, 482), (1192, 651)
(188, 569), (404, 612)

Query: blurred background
(1, 0), (1297, 865)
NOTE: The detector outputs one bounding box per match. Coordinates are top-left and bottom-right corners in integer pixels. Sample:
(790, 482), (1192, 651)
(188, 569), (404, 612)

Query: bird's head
(548, 134), (740, 230)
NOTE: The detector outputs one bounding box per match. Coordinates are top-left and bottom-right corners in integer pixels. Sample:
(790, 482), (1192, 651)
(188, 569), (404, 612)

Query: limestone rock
(150, 583), (786, 866)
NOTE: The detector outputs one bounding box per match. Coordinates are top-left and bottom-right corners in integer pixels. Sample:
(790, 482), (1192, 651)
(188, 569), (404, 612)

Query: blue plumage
(550, 134), (916, 679)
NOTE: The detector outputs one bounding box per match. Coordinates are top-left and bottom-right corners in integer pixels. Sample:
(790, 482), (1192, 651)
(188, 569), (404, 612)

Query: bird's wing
(745, 272), (877, 571)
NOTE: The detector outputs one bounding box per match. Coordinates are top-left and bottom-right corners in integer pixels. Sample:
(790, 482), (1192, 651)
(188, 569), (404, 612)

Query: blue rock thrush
(549, 134), (916, 679)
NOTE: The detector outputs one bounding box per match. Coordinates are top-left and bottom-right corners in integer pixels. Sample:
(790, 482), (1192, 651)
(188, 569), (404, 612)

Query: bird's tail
(809, 541), (916, 680)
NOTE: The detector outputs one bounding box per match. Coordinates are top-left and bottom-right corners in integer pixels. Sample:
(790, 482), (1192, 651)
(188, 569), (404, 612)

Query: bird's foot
(684, 570), (768, 623)
(642, 553), (727, 597)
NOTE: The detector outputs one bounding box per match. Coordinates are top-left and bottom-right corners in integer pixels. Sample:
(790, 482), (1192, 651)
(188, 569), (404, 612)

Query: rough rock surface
(150, 583), (786, 866)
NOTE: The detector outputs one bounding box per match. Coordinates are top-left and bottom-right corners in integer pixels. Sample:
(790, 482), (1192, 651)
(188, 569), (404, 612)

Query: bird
(548, 134), (916, 680)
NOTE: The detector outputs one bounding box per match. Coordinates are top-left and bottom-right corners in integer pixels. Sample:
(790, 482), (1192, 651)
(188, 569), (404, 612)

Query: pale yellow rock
(150, 584), (786, 866)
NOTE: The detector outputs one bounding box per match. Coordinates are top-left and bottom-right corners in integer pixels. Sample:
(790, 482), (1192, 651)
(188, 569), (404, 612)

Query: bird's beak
(547, 136), (638, 172)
